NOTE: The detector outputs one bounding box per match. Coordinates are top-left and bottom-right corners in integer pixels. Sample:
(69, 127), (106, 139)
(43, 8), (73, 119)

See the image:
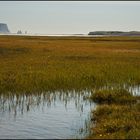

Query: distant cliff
(88, 31), (140, 36)
(0, 23), (10, 34)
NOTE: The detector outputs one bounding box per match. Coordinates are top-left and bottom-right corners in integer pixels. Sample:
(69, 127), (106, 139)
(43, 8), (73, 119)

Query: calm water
(0, 90), (95, 139)
(0, 86), (139, 139)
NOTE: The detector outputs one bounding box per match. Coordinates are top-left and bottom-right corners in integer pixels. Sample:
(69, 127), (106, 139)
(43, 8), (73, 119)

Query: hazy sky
(0, 1), (140, 34)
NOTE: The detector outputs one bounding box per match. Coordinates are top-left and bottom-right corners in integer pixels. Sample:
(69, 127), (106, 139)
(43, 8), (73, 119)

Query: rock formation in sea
(88, 31), (140, 36)
(0, 23), (10, 34)
(17, 30), (22, 34)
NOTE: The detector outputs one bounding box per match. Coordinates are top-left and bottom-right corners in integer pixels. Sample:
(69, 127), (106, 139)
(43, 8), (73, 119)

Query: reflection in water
(0, 86), (138, 139)
(0, 90), (95, 139)
(128, 86), (140, 96)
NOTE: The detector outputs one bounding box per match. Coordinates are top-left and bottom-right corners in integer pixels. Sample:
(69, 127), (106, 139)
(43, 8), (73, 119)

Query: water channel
(0, 90), (96, 139)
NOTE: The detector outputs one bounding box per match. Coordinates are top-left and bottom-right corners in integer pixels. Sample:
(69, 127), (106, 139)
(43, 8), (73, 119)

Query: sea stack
(0, 23), (10, 34)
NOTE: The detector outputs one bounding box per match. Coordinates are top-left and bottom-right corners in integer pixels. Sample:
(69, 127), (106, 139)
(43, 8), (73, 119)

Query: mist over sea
(0, 33), (104, 37)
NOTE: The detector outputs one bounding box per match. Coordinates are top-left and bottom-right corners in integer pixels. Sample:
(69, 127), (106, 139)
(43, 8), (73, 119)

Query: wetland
(0, 35), (140, 139)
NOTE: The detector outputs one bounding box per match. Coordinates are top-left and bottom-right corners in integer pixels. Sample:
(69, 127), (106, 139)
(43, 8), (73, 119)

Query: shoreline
(1, 33), (140, 37)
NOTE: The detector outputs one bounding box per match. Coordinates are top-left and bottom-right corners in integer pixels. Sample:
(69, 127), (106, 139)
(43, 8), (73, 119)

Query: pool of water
(0, 90), (96, 139)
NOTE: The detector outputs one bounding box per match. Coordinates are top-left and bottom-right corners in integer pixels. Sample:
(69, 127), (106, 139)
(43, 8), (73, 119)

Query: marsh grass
(88, 89), (140, 139)
(89, 103), (140, 139)
(0, 46), (30, 56)
(90, 89), (137, 104)
(0, 35), (140, 139)
(0, 36), (140, 93)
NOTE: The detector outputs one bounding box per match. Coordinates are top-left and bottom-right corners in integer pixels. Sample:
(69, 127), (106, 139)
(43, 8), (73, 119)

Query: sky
(0, 1), (140, 34)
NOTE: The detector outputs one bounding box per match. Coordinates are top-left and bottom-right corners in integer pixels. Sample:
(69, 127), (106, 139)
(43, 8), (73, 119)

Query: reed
(88, 89), (140, 139)
(0, 35), (140, 93)
(0, 35), (140, 139)
(90, 89), (137, 104)
(88, 103), (140, 139)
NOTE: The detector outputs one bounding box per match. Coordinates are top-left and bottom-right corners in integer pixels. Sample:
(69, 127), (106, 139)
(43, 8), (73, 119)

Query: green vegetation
(0, 36), (140, 93)
(0, 35), (140, 139)
(90, 89), (137, 104)
(88, 89), (140, 139)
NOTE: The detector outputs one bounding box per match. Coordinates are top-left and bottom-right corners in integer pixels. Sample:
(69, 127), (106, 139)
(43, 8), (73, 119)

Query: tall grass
(0, 35), (140, 93)
(0, 35), (140, 139)
(88, 89), (140, 139)
(90, 89), (137, 104)
(89, 104), (140, 139)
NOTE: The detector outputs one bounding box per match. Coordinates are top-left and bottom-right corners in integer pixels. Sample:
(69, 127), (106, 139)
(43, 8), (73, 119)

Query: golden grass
(88, 89), (140, 139)
(88, 102), (140, 139)
(0, 35), (140, 93)
(0, 35), (140, 139)
(90, 89), (137, 104)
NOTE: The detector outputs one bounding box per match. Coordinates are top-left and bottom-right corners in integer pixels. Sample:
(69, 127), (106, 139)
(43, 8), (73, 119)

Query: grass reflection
(0, 90), (92, 117)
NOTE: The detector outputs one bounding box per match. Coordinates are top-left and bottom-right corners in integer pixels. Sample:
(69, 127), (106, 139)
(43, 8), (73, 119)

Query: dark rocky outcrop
(17, 30), (22, 34)
(0, 23), (10, 34)
(88, 31), (140, 36)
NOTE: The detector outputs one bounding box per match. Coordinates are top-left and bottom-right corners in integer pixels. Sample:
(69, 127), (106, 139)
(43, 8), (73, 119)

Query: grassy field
(0, 35), (140, 139)
(88, 89), (140, 139)
(0, 35), (140, 93)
